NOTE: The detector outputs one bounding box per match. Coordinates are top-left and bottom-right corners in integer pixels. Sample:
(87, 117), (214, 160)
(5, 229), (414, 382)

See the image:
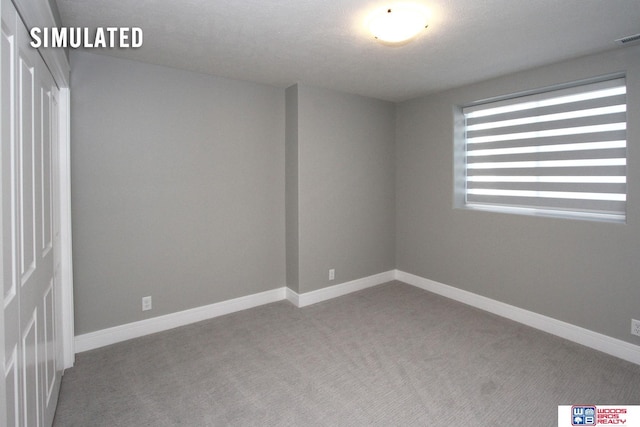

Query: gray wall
(72, 43), (640, 347)
(285, 85), (299, 292)
(70, 51), (285, 334)
(396, 45), (640, 344)
(294, 85), (396, 293)
(47, 0), (62, 27)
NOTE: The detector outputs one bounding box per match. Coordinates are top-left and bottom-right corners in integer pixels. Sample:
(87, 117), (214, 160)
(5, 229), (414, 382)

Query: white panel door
(2, 4), (21, 425)
(35, 48), (60, 427)
(2, 0), (61, 425)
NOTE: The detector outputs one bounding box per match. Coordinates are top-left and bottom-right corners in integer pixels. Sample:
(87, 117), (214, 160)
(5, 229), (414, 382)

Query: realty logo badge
(560, 405), (638, 426)
(572, 406), (596, 426)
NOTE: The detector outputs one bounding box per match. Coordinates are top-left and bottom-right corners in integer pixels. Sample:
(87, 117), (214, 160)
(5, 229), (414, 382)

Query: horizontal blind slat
(467, 165), (627, 177)
(466, 193), (625, 213)
(467, 181), (626, 194)
(467, 123), (626, 144)
(466, 112), (626, 140)
(467, 141), (626, 158)
(467, 175), (626, 183)
(467, 147), (627, 164)
(467, 130), (627, 151)
(465, 94), (627, 126)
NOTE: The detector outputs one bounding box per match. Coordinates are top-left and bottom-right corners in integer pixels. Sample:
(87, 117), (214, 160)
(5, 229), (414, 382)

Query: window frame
(453, 74), (628, 224)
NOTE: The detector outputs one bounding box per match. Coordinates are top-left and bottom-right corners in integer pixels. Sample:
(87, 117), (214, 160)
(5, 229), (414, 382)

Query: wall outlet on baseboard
(142, 296), (152, 311)
(632, 319), (640, 337)
(329, 269), (335, 281)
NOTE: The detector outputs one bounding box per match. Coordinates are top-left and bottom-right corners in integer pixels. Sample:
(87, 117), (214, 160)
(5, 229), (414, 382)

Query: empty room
(1, 0), (640, 426)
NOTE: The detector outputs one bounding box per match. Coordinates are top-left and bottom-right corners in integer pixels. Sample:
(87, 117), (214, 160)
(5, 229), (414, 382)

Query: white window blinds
(462, 77), (627, 222)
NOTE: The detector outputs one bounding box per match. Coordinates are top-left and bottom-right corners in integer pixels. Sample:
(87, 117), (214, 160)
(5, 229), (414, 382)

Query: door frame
(57, 87), (74, 369)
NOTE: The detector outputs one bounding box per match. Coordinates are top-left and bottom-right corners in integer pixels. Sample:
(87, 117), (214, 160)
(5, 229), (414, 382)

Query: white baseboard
(285, 287), (300, 307)
(75, 270), (396, 353)
(75, 287), (286, 353)
(395, 270), (640, 366)
(286, 270), (396, 308)
(77, 269), (639, 366)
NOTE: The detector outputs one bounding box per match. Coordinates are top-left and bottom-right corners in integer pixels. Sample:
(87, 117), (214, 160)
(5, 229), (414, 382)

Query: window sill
(460, 203), (626, 224)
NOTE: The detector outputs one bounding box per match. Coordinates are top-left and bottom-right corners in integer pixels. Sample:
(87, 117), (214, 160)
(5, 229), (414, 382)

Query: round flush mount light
(368, 4), (429, 45)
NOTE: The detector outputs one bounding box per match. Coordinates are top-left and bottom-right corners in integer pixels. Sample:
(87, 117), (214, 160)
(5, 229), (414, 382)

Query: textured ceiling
(56, 0), (640, 102)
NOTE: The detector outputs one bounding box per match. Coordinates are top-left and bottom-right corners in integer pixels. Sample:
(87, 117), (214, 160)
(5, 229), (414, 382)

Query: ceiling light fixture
(368, 4), (429, 45)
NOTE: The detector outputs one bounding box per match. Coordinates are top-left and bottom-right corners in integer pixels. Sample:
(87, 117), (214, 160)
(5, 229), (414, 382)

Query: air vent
(615, 33), (640, 45)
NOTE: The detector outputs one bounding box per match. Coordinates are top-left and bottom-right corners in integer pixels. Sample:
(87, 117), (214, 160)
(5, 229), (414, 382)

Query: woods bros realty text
(30, 27), (143, 48)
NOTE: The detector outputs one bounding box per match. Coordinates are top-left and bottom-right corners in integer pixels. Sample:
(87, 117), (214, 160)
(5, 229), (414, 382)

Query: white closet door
(2, 0), (62, 425)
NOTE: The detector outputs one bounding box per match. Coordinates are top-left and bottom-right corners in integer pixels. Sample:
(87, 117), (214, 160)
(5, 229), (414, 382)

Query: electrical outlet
(632, 319), (640, 337)
(142, 296), (152, 311)
(329, 269), (335, 281)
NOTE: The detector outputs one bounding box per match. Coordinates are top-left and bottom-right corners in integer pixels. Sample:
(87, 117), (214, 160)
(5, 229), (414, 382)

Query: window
(459, 76), (627, 222)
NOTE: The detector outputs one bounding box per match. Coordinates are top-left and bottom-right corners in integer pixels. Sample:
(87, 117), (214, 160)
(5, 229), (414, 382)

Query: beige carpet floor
(53, 281), (640, 426)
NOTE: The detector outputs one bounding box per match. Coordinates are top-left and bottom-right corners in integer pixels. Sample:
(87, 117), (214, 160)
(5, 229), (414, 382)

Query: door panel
(21, 311), (37, 427)
(2, 2), (21, 426)
(40, 87), (52, 259)
(1, 0), (18, 341)
(2, 0), (61, 424)
(5, 347), (19, 427)
(16, 18), (42, 427)
(17, 49), (36, 286)
(35, 56), (57, 427)
(42, 281), (54, 406)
